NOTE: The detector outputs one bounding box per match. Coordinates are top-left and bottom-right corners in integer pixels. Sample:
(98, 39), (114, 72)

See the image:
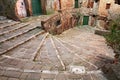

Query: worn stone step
(4, 33), (47, 60)
(0, 19), (12, 24)
(34, 37), (54, 71)
(35, 36), (64, 71)
(0, 61), (108, 80)
(0, 28), (45, 55)
(0, 21), (20, 29)
(53, 37), (99, 71)
(79, 53), (113, 69)
(0, 22), (30, 35)
(52, 37), (73, 68)
(0, 23), (37, 43)
(54, 37), (79, 53)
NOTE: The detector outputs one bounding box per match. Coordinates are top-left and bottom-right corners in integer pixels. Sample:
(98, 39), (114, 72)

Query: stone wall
(41, 9), (80, 34)
(46, 0), (75, 15)
(0, 0), (19, 20)
(60, 0), (74, 9)
(46, 0), (57, 15)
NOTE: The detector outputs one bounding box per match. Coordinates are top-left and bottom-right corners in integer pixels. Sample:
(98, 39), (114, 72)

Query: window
(106, 3), (111, 9)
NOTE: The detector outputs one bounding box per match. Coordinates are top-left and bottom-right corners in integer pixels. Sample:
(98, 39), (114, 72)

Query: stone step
(0, 23), (37, 43)
(35, 36), (64, 71)
(34, 36), (54, 71)
(0, 64), (108, 80)
(52, 37), (73, 69)
(0, 28), (45, 55)
(4, 33), (48, 60)
(52, 37), (99, 71)
(0, 22), (30, 35)
(0, 21), (20, 29)
(0, 19), (12, 24)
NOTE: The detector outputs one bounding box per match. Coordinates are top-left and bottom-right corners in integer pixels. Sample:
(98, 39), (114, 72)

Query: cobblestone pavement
(0, 17), (115, 80)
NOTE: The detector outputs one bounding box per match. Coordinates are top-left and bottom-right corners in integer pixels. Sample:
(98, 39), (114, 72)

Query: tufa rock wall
(0, 0), (19, 20)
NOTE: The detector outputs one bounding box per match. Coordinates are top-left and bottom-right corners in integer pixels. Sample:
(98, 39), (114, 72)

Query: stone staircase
(0, 20), (45, 56)
(0, 19), (115, 80)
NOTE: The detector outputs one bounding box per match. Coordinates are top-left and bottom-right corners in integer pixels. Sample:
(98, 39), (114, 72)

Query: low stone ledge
(41, 10), (77, 35)
(95, 29), (110, 36)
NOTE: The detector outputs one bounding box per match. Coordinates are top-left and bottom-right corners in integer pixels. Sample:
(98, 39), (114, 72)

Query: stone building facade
(0, 0), (76, 20)
(0, 0), (120, 30)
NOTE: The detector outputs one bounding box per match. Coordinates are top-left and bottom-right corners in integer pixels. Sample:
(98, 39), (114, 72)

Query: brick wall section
(41, 9), (81, 35)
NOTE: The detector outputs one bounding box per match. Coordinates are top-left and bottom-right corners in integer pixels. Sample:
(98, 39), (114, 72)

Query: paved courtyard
(0, 17), (115, 80)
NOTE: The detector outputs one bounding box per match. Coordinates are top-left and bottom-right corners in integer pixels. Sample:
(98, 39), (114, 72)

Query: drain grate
(70, 66), (86, 74)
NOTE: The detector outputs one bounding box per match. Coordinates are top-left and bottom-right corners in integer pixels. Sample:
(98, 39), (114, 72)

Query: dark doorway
(31, 0), (42, 15)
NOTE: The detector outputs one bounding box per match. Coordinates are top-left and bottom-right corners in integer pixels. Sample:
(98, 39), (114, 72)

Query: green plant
(105, 16), (120, 52)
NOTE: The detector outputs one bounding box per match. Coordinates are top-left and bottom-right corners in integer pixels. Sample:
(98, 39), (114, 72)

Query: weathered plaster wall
(98, 0), (115, 17)
(46, 0), (59, 14)
(46, 0), (75, 14)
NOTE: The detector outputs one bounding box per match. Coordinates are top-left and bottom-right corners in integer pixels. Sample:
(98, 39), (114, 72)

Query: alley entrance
(31, 0), (42, 15)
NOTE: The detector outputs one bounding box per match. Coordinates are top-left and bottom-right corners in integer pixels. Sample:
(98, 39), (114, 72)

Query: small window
(90, 2), (94, 8)
(55, 20), (61, 26)
(106, 3), (111, 9)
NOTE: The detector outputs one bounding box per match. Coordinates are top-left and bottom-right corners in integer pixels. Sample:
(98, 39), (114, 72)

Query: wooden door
(83, 16), (89, 25)
(31, 0), (42, 15)
(75, 0), (78, 8)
